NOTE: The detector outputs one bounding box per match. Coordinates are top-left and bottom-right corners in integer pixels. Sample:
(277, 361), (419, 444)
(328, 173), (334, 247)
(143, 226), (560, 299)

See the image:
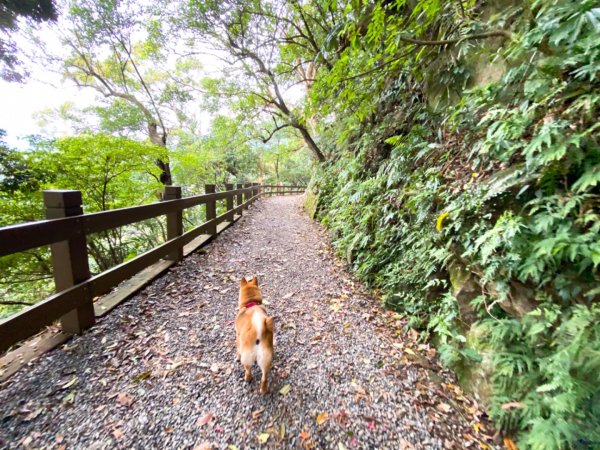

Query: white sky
(0, 77), (96, 149)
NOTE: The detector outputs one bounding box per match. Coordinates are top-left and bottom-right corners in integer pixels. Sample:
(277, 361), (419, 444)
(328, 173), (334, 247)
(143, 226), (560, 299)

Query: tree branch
(399, 29), (512, 46)
(261, 123), (292, 143)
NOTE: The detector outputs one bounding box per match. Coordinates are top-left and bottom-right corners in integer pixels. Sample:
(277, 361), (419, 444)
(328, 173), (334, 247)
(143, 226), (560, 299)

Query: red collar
(245, 301), (261, 309)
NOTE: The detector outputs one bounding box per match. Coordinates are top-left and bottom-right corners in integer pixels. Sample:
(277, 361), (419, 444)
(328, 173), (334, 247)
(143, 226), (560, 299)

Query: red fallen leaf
(367, 421), (376, 430)
(501, 402), (524, 410)
(116, 393), (134, 407)
(196, 412), (214, 427)
(215, 426), (223, 433)
(299, 431), (310, 441)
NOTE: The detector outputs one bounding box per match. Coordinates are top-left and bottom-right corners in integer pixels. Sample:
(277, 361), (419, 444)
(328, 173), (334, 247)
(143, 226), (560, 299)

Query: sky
(0, 16), (96, 149)
(0, 77), (95, 149)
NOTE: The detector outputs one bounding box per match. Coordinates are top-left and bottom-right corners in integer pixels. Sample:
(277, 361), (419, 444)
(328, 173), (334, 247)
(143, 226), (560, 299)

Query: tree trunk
(148, 122), (173, 185)
(294, 124), (326, 162)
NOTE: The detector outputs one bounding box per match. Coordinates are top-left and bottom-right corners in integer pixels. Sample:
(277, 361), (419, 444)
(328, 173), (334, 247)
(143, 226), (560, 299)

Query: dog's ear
(240, 276), (248, 286)
(252, 276), (259, 286)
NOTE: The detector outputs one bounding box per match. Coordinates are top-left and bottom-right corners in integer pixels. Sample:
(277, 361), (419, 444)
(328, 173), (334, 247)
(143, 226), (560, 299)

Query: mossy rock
(304, 190), (319, 220)
(455, 324), (494, 408)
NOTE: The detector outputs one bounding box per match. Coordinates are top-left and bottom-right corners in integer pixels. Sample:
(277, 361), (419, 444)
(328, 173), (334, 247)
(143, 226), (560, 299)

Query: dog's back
(235, 277), (273, 394)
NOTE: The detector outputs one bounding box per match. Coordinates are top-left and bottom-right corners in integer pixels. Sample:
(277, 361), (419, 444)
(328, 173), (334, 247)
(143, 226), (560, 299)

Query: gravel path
(0, 196), (494, 450)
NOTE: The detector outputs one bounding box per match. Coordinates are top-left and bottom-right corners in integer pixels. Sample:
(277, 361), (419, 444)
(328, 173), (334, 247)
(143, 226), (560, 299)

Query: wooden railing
(0, 183), (305, 352)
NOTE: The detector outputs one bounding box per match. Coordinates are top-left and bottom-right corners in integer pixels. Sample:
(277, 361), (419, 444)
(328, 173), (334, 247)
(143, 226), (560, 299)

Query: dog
(235, 276), (274, 394)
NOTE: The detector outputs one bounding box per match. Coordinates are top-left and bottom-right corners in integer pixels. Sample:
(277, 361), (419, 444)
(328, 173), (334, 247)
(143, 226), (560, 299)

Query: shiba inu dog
(235, 276), (274, 394)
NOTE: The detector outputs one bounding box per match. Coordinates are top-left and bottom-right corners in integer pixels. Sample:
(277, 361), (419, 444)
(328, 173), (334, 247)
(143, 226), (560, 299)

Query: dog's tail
(264, 316), (274, 334)
(256, 316), (273, 345)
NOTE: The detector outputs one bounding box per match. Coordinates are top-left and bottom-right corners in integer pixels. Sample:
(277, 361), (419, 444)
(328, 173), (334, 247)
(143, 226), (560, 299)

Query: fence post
(236, 183), (243, 215)
(225, 183), (234, 221)
(205, 184), (217, 236)
(164, 186), (183, 261)
(253, 182), (259, 204)
(43, 190), (95, 334)
(243, 183), (251, 209)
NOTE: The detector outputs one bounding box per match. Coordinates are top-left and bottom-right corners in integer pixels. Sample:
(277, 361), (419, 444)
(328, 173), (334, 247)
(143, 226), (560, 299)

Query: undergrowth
(309, 0), (600, 447)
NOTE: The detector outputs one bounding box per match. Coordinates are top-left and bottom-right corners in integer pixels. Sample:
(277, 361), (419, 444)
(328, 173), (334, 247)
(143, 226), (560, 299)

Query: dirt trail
(0, 196), (491, 450)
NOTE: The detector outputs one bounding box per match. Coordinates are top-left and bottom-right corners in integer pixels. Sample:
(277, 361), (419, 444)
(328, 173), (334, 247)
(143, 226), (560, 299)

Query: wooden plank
(0, 330), (71, 382)
(0, 284), (88, 352)
(94, 259), (176, 317)
(44, 190), (95, 335)
(183, 234), (212, 256)
(0, 188), (254, 257)
(0, 218), (78, 256)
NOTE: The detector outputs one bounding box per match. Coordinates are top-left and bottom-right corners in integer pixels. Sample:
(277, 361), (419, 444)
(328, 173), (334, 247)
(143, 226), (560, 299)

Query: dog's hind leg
(257, 346), (272, 394)
(240, 349), (254, 382)
(244, 364), (252, 382)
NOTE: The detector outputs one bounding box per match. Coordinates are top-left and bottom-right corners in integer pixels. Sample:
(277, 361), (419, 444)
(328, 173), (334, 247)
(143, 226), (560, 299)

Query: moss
(303, 190), (319, 220)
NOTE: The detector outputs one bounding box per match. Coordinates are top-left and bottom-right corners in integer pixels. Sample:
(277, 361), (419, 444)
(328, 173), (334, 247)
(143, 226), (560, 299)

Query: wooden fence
(0, 183), (305, 352)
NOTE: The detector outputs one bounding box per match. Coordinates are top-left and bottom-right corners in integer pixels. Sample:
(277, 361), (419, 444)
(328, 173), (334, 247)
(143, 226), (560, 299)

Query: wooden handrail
(0, 183), (305, 352)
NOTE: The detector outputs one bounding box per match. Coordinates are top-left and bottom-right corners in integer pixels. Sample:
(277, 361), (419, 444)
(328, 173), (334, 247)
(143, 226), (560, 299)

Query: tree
(43, 0), (199, 184)
(184, 0), (333, 162)
(0, 0), (57, 81)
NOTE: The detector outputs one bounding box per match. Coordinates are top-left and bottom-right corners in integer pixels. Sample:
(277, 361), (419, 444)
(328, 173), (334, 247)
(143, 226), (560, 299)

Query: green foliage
(0, 133), (166, 317)
(307, 0), (600, 447)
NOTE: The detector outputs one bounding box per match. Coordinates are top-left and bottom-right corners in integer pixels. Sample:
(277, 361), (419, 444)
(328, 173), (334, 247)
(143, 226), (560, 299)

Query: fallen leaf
(228, 446), (239, 450)
(257, 432), (270, 444)
(196, 412), (214, 427)
(55, 434), (64, 443)
(436, 402), (452, 413)
(503, 437), (518, 450)
(501, 402), (524, 410)
(62, 391), (75, 405)
(279, 384), (291, 395)
(283, 292), (294, 299)
(279, 423), (285, 440)
(112, 428), (123, 439)
(24, 407), (44, 421)
(338, 443), (347, 450)
(117, 393), (134, 407)
(299, 431), (310, 441)
(133, 371), (152, 382)
(316, 412), (329, 425)
(61, 377), (78, 389)
(193, 443), (212, 450)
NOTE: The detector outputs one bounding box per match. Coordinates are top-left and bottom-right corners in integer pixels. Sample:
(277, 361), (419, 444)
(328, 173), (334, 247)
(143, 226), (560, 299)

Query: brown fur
(235, 276), (274, 394)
